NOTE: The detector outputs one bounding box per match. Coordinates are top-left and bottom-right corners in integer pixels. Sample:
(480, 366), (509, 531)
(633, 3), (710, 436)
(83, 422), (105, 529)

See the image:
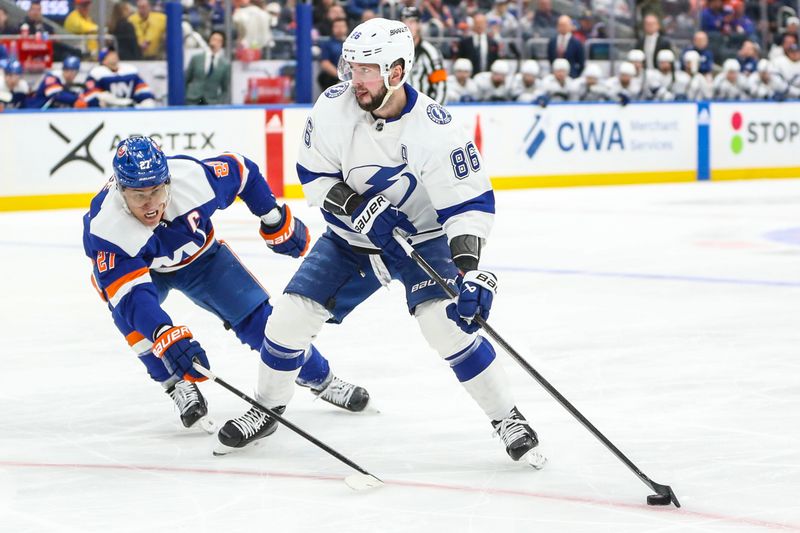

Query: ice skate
(492, 406), (547, 469)
(302, 374), (370, 412)
(166, 380), (214, 433)
(214, 406), (285, 455)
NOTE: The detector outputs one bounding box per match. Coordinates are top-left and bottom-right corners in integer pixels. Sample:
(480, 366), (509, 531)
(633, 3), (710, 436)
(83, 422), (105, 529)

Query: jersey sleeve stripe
(44, 84), (64, 96)
(105, 267), (151, 306)
(221, 152), (248, 195)
(435, 190), (496, 225)
(125, 331), (153, 353)
(296, 164), (343, 185)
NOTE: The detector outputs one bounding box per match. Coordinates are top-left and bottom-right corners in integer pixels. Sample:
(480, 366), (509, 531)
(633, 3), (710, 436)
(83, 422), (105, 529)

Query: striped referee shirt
(409, 40), (448, 105)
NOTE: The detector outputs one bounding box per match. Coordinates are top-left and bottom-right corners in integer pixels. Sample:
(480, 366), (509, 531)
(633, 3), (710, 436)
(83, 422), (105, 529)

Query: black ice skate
(492, 406), (547, 468)
(303, 374), (370, 412)
(166, 380), (213, 433)
(214, 406), (285, 456)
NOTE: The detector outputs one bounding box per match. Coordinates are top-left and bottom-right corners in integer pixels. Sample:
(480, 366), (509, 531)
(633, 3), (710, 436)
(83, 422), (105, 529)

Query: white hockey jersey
(538, 74), (575, 101)
(509, 73), (542, 103)
(445, 75), (479, 103)
(473, 71), (512, 101)
(297, 82), (494, 251)
(605, 76), (642, 101)
(712, 73), (749, 100)
(771, 56), (800, 87)
(685, 72), (712, 100)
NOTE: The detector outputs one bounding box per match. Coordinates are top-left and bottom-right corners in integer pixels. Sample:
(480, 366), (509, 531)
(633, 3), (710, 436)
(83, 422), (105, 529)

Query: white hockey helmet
(756, 58), (771, 73)
(722, 58), (741, 73)
(453, 57), (473, 74)
(656, 49), (675, 64)
(338, 18), (415, 88)
(520, 59), (540, 77)
(490, 59), (510, 75)
(583, 63), (602, 80)
(627, 49), (645, 63)
(618, 61), (636, 77)
(552, 58), (570, 73)
(683, 50), (700, 65)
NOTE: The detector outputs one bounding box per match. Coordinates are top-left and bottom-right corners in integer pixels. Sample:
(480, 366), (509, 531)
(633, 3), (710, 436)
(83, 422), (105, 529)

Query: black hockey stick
(191, 362), (383, 491)
(393, 235), (680, 508)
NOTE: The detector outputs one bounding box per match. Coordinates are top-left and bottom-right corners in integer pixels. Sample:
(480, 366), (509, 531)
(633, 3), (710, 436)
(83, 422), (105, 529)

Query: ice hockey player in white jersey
(445, 58), (479, 103)
(224, 18), (545, 466)
(713, 58), (749, 100)
(771, 43), (800, 88)
(681, 50), (712, 100)
(509, 59), (542, 103)
(573, 63), (611, 101)
(650, 49), (691, 101)
(748, 58), (800, 100)
(537, 58), (575, 104)
(0, 60), (30, 109)
(82, 136), (370, 445)
(605, 61), (641, 105)
(473, 59), (512, 101)
(83, 48), (156, 108)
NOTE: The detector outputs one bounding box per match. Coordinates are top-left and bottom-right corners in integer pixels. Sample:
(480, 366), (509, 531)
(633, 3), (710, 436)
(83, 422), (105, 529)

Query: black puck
(647, 493), (672, 506)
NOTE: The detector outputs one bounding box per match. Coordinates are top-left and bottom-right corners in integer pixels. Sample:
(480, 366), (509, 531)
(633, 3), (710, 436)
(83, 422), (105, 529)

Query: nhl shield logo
(426, 104), (452, 125)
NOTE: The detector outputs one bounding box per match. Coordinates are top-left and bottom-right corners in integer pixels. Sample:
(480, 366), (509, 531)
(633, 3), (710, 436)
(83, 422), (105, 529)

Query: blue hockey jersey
(28, 70), (82, 108)
(82, 153), (279, 342)
(83, 64), (155, 106)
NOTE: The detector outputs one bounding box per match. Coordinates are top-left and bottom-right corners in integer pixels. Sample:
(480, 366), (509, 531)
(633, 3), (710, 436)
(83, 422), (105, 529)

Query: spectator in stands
(457, 13), (499, 74)
(509, 59), (540, 102)
(701, 0), (726, 33)
(108, 1), (141, 60)
(445, 57), (479, 103)
(19, 1), (55, 36)
(773, 42), (800, 87)
(185, 31), (229, 105)
(0, 60), (30, 109)
(486, 0), (518, 38)
(736, 40), (759, 75)
(474, 58), (511, 101)
(0, 45), (7, 63)
(232, 0), (272, 53)
(315, 0), (340, 36)
(186, 0), (226, 40)
(684, 31), (714, 76)
(64, 0), (99, 54)
(547, 15), (584, 78)
(346, 0), (379, 25)
(636, 14), (672, 70)
(317, 17), (347, 90)
(420, 0), (456, 37)
(532, 0), (559, 39)
(0, 7), (13, 36)
(573, 11), (596, 43)
(129, 0), (167, 59)
(729, 0), (757, 41)
(713, 58), (748, 99)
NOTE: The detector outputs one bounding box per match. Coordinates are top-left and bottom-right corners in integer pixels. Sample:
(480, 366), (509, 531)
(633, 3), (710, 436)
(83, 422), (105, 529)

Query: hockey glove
(152, 325), (209, 382)
(351, 194), (416, 262)
(534, 94), (550, 108)
(446, 270), (498, 334)
(618, 92), (631, 106)
(259, 204), (310, 258)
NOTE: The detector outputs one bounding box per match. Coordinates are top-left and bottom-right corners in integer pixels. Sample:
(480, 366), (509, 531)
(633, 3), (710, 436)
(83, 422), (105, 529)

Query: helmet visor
(121, 182), (170, 209)
(337, 57), (383, 83)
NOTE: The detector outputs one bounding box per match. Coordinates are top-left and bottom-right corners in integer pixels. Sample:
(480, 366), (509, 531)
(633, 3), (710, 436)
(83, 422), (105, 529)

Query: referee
(401, 7), (448, 105)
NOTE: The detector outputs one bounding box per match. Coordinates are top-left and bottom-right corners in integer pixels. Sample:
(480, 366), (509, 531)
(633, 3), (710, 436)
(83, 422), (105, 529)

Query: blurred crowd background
(1, 0), (799, 110)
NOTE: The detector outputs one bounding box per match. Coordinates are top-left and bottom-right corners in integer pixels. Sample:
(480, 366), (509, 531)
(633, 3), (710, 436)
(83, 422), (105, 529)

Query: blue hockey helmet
(112, 136), (170, 189)
(5, 60), (23, 75)
(63, 55), (81, 71)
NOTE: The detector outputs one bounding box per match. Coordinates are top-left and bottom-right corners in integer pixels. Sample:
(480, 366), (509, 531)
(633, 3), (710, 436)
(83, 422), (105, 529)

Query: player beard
(353, 83), (388, 112)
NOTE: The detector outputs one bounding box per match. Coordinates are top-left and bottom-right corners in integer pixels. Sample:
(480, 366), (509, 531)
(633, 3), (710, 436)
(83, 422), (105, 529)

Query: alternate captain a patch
(426, 103), (452, 125)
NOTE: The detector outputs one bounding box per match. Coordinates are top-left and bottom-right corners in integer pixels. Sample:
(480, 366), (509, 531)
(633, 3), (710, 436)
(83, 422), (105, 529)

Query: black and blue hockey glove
(152, 325), (209, 382)
(446, 270), (498, 334)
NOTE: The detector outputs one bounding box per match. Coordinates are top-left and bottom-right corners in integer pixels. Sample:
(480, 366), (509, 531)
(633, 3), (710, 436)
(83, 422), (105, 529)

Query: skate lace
(315, 376), (355, 408)
(493, 415), (530, 447)
(231, 408), (268, 439)
(169, 381), (200, 414)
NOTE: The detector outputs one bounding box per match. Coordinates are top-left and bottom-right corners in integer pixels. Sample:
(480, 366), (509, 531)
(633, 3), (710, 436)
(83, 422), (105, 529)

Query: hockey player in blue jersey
(83, 136), (369, 450)
(0, 60), (30, 110)
(223, 18), (545, 466)
(83, 48), (156, 108)
(28, 55), (85, 108)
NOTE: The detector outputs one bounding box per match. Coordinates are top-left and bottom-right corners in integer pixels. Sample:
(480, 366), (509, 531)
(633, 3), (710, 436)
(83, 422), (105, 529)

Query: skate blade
(212, 439), (262, 457)
(195, 416), (216, 434)
(524, 449), (548, 470)
(344, 474), (384, 491)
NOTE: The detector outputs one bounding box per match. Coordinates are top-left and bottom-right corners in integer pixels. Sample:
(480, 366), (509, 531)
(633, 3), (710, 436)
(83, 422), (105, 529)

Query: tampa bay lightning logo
(426, 103), (452, 125)
(347, 163), (417, 208)
(324, 82), (349, 99)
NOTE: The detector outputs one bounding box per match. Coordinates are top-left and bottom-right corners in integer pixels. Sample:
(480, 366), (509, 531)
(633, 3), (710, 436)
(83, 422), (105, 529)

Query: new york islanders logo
(426, 104), (451, 125)
(324, 83), (349, 99)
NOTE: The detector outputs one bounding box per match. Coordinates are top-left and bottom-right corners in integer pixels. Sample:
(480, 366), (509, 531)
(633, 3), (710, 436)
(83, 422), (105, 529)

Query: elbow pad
(323, 182), (365, 216)
(450, 234), (483, 272)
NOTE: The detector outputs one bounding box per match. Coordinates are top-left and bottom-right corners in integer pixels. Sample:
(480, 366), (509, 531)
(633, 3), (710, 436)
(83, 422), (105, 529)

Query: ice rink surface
(1, 179), (798, 532)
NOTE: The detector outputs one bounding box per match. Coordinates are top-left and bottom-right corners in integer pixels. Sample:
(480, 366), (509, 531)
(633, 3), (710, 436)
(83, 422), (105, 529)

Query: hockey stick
(393, 235), (680, 508)
(192, 361), (383, 491)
